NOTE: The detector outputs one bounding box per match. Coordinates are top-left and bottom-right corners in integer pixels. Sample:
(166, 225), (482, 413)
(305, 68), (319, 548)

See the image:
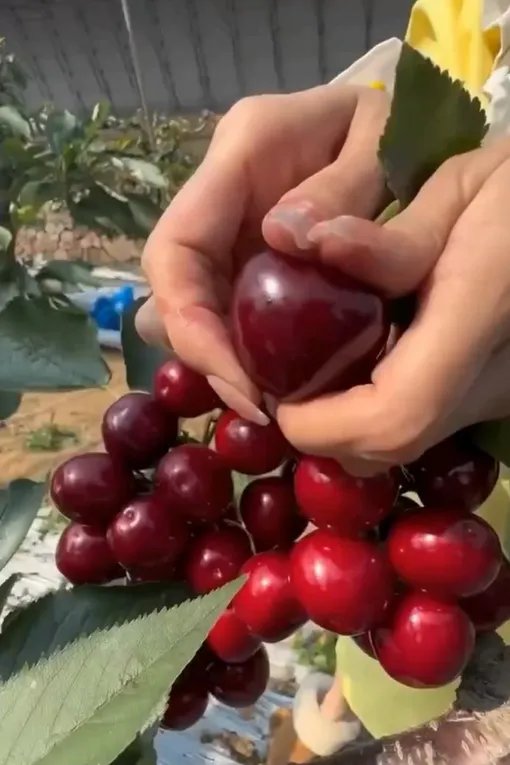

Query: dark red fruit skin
(208, 645), (270, 707)
(407, 436), (499, 512)
(127, 559), (180, 583)
(371, 591), (475, 688)
(294, 456), (397, 535)
(56, 523), (123, 585)
(102, 392), (178, 470)
(207, 608), (261, 663)
(233, 551), (307, 642)
(154, 358), (221, 418)
(161, 677), (209, 730)
(376, 495), (420, 543)
(230, 249), (389, 402)
(155, 444), (234, 523)
(388, 508), (502, 599)
(462, 558), (510, 632)
(50, 452), (135, 527)
(107, 494), (189, 570)
(240, 476), (307, 551)
(185, 525), (253, 594)
(290, 529), (395, 635)
(353, 633), (376, 659)
(214, 409), (289, 475)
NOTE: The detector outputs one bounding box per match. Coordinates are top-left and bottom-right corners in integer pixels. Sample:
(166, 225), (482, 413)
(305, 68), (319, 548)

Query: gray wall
(0, 0), (413, 116)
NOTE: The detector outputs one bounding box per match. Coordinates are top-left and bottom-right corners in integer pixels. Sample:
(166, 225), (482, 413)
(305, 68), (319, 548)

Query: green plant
(293, 630), (337, 676)
(25, 422), (78, 452)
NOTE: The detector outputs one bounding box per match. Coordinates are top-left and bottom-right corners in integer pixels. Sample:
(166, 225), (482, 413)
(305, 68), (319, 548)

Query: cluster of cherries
(49, 248), (510, 732)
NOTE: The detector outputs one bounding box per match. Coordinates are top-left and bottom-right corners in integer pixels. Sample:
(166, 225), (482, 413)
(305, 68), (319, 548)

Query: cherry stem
(375, 199), (401, 225)
(203, 413), (219, 445)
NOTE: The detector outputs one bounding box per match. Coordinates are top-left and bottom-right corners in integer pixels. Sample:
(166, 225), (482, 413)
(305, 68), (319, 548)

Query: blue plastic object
(90, 285), (135, 332)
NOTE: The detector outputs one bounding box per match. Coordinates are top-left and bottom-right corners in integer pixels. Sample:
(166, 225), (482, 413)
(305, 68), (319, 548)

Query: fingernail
(265, 203), (318, 249)
(206, 376), (270, 426)
(307, 215), (360, 244)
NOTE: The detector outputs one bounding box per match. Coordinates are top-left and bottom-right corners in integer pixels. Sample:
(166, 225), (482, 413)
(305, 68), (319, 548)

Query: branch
(312, 634), (510, 765)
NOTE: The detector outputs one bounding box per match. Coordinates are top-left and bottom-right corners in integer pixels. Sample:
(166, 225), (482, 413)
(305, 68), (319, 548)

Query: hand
(136, 84), (390, 424)
(275, 137), (510, 475)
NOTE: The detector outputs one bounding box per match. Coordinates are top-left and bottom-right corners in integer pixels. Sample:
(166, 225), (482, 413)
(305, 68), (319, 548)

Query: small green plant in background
(25, 422), (79, 452)
(293, 630), (337, 676)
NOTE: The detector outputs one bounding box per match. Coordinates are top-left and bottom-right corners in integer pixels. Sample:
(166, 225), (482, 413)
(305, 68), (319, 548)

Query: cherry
(377, 495), (420, 542)
(185, 525), (253, 594)
(56, 523), (123, 585)
(154, 358), (221, 417)
(239, 476), (307, 551)
(291, 529), (395, 635)
(407, 435), (499, 512)
(50, 452), (135, 526)
(233, 551), (307, 642)
(294, 456), (397, 535)
(127, 559), (180, 583)
(462, 558), (510, 632)
(388, 507), (502, 599)
(214, 409), (289, 475)
(208, 645), (270, 707)
(155, 444), (234, 523)
(161, 675), (209, 730)
(107, 494), (189, 570)
(102, 392), (178, 470)
(207, 608), (261, 663)
(371, 591), (475, 688)
(230, 249), (389, 401)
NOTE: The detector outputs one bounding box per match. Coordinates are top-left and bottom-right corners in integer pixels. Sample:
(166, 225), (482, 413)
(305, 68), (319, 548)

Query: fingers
(135, 295), (169, 349)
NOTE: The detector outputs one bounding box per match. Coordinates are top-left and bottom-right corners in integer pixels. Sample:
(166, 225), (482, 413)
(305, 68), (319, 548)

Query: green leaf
(0, 390), (21, 419)
(121, 296), (171, 392)
(0, 105), (30, 138)
(378, 43), (488, 207)
(35, 260), (102, 288)
(69, 184), (143, 239)
(471, 419), (510, 467)
(45, 110), (84, 154)
(0, 295), (110, 391)
(111, 730), (157, 765)
(17, 179), (60, 211)
(0, 580), (241, 765)
(126, 193), (164, 235)
(112, 156), (168, 189)
(0, 574), (18, 620)
(0, 479), (46, 572)
(0, 227), (12, 252)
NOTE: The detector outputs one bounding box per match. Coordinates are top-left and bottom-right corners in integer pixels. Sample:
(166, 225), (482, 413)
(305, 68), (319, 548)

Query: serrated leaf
(121, 296), (171, 392)
(0, 479), (46, 572)
(378, 43), (488, 206)
(0, 295), (110, 390)
(0, 581), (193, 680)
(35, 260), (102, 287)
(0, 105), (30, 138)
(0, 580), (241, 765)
(471, 419), (510, 467)
(0, 574), (18, 620)
(0, 390), (21, 419)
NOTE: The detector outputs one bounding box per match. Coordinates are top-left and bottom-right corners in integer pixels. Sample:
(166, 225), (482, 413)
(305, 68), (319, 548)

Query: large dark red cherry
(377, 495), (421, 542)
(207, 608), (261, 663)
(127, 559), (180, 583)
(291, 529), (394, 635)
(208, 645), (270, 707)
(407, 435), (499, 512)
(294, 456), (397, 535)
(50, 452), (135, 526)
(161, 675), (209, 730)
(230, 249), (389, 401)
(371, 591), (475, 688)
(185, 525), (253, 594)
(388, 508), (502, 599)
(462, 558), (510, 632)
(102, 392), (178, 470)
(233, 551), (307, 642)
(214, 409), (289, 475)
(155, 444), (234, 523)
(239, 476), (307, 551)
(154, 358), (221, 418)
(56, 523), (123, 585)
(107, 494), (189, 570)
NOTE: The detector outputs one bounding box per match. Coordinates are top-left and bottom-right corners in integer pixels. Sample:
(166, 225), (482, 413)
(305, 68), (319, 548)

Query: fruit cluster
(49, 248), (510, 731)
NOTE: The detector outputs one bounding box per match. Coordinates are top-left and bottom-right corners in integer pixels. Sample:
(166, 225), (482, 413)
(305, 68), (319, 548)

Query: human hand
(275, 137), (510, 476)
(136, 84), (390, 424)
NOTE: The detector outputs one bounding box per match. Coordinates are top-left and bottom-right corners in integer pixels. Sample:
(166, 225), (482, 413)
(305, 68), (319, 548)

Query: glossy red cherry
(107, 494), (189, 570)
(207, 608), (261, 663)
(291, 529), (394, 635)
(294, 456), (397, 535)
(407, 435), (499, 512)
(185, 525), (253, 594)
(230, 249), (389, 401)
(155, 444), (234, 523)
(154, 358), (221, 417)
(127, 559), (180, 583)
(371, 591), (475, 688)
(214, 410), (289, 475)
(208, 645), (270, 707)
(239, 476), (307, 551)
(102, 392), (178, 470)
(56, 523), (123, 585)
(50, 452), (135, 526)
(462, 558), (510, 632)
(233, 551), (307, 642)
(161, 676), (209, 730)
(388, 508), (502, 598)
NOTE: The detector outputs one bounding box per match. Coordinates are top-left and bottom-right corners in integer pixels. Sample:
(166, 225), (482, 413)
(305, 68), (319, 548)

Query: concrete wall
(1, 0), (413, 116)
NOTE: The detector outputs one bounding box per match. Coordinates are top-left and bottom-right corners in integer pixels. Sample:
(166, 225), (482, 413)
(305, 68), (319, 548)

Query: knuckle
(216, 96), (268, 136)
